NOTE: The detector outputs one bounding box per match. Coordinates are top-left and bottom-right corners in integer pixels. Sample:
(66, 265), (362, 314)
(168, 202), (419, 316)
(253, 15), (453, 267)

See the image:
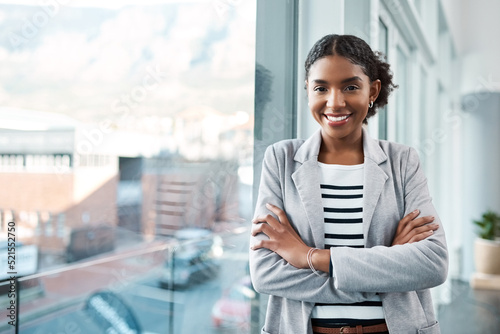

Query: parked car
(211, 276), (254, 330)
(160, 228), (222, 289)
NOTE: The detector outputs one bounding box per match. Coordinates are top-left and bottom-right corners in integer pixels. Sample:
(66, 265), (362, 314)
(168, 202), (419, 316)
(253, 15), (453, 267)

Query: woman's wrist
(307, 248), (321, 276)
(311, 248), (331, 273)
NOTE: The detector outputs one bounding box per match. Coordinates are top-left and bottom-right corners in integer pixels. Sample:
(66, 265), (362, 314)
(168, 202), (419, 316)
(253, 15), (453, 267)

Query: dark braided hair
(305, 34), (397, 123)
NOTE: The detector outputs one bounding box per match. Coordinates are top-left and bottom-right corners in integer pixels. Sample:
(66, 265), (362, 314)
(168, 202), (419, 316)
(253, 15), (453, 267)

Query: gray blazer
(249, 128), (448, 334)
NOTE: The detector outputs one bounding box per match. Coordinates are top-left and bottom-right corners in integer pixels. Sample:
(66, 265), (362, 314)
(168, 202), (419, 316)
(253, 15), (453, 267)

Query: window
(378, 19), (389, 140)
(419, 66), (428, 167)
(396, 46), (409, 144)
(0, 1), (256, 333)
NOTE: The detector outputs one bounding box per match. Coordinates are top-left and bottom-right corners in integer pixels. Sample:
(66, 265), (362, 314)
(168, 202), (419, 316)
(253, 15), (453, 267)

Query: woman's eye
(345, 85), (358, 91)
(314, 87), (327, 92)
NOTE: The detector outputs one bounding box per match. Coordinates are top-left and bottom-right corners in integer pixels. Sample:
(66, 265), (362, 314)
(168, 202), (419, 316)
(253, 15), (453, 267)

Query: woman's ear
(370, 79), (381, 102)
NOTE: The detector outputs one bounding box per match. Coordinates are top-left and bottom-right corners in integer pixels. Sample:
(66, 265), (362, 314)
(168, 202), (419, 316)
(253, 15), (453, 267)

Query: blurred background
(0, 0), (499, 333)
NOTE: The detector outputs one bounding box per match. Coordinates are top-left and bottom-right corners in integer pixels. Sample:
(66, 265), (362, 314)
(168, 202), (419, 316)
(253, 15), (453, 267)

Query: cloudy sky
(0, 0), (256, 129)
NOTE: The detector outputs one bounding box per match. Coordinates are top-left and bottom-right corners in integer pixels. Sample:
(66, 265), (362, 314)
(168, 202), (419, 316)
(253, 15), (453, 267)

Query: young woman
(249, 34), (448, 334)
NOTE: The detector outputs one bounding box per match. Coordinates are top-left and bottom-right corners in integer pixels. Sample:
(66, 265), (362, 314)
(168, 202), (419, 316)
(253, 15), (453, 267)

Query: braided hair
(304, 34), (397, 123)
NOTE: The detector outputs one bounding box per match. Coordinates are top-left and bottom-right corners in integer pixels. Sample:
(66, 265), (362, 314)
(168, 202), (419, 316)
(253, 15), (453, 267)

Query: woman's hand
(251, 203), (311, 269)
(392, 209), (439, 246)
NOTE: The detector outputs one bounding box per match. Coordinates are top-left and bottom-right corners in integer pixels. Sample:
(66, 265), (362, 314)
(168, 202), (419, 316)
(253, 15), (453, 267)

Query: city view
(0, 1), (257, 333)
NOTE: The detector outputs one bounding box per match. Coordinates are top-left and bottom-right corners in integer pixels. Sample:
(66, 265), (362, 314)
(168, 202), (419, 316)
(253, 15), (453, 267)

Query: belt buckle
(339, 327), (346, 334)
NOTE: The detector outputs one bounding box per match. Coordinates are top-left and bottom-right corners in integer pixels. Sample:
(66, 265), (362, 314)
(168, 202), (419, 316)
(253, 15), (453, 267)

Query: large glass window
(0, 1), (256, 333)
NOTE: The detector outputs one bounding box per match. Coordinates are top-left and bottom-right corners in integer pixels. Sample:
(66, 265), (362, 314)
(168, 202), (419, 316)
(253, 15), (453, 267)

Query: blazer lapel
(292, 130), (324, 248)
(362, 128), (388, 242)
(292, 160), (324, 248)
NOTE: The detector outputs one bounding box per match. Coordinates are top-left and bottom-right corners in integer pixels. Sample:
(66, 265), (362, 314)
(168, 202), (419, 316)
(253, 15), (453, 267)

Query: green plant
(473, 210), (500, 240)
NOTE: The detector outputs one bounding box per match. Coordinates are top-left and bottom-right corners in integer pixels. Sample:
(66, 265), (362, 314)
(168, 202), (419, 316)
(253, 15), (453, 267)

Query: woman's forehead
(308, 55), (368, 82)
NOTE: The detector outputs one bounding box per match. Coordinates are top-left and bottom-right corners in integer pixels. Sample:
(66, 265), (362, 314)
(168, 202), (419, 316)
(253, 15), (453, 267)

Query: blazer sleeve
(331, 147), (449, 293)
(249, 144), (376, 303)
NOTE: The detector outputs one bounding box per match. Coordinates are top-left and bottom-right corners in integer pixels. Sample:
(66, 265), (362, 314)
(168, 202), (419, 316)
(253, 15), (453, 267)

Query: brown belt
(312, 323), (388, 334)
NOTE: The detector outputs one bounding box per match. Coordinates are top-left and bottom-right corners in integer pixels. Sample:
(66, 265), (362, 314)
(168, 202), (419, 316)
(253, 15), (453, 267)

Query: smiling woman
(249, 34), (448, 334)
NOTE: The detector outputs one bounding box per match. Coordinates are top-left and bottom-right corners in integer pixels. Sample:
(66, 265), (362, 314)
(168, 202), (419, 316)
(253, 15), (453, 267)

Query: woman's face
(306, 55), (380, 144)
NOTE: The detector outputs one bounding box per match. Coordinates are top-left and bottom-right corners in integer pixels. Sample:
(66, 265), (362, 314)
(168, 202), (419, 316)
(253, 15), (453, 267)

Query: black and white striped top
(311, 162), (385, 328)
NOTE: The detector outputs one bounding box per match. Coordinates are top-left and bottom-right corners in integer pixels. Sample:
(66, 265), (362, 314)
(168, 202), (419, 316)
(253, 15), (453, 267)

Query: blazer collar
(293, 128), (322, 163)
(293, 127), (388, 165)
(362, 127), (387, 165)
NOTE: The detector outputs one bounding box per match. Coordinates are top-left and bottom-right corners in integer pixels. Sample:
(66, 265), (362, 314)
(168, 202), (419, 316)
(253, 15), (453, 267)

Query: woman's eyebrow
(310, 79), (329, 84)
(310, 76), (363, 85)
(340, 76), (363, 84)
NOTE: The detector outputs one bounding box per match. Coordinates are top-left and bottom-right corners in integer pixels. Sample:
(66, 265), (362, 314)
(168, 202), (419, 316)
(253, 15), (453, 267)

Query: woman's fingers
(251, 220), (275, 237)
(405, 223), (439, 243)
(253, 213), (280, 229)
(251, 238), (275, 251)
(399, 211), (433, 231)
(265, 203), (291, 225)
(396, 209), (420, 234)
(252, 203), (291, 231)
(403, 215), (434, 231)
(392, 210), (439, 246)
(253, 204), (287, 222)
(266, 203), (307, 244)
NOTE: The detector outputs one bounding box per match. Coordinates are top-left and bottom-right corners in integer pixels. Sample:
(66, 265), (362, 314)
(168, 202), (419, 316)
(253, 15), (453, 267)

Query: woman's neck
(318, 130), (364, 165)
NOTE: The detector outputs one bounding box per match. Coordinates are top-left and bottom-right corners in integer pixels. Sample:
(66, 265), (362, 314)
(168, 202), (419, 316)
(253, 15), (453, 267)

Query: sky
(0, 0), (256, 129)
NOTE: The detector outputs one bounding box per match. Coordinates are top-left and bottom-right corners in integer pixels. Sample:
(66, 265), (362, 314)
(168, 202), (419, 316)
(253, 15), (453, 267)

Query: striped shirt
(311, 162), (385, 328)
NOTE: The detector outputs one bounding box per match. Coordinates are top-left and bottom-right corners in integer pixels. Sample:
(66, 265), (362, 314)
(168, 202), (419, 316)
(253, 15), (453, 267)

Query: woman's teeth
(326, 115), (349, 122)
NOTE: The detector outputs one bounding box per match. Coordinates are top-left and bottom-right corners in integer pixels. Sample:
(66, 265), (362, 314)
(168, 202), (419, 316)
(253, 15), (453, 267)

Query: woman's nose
(326, 90), (345, 109)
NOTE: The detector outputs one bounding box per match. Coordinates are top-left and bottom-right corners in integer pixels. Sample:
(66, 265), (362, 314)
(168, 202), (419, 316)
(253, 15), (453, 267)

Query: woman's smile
(324, 113), (352, 126)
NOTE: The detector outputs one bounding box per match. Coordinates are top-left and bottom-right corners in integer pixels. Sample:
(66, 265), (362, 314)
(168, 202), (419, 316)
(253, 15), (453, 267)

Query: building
(0, 108), (119, 265)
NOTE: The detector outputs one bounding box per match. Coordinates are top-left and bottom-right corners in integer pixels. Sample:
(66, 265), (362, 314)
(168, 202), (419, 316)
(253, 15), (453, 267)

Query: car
(211, 276), (254, 330)
(159, 228), (222, 289)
